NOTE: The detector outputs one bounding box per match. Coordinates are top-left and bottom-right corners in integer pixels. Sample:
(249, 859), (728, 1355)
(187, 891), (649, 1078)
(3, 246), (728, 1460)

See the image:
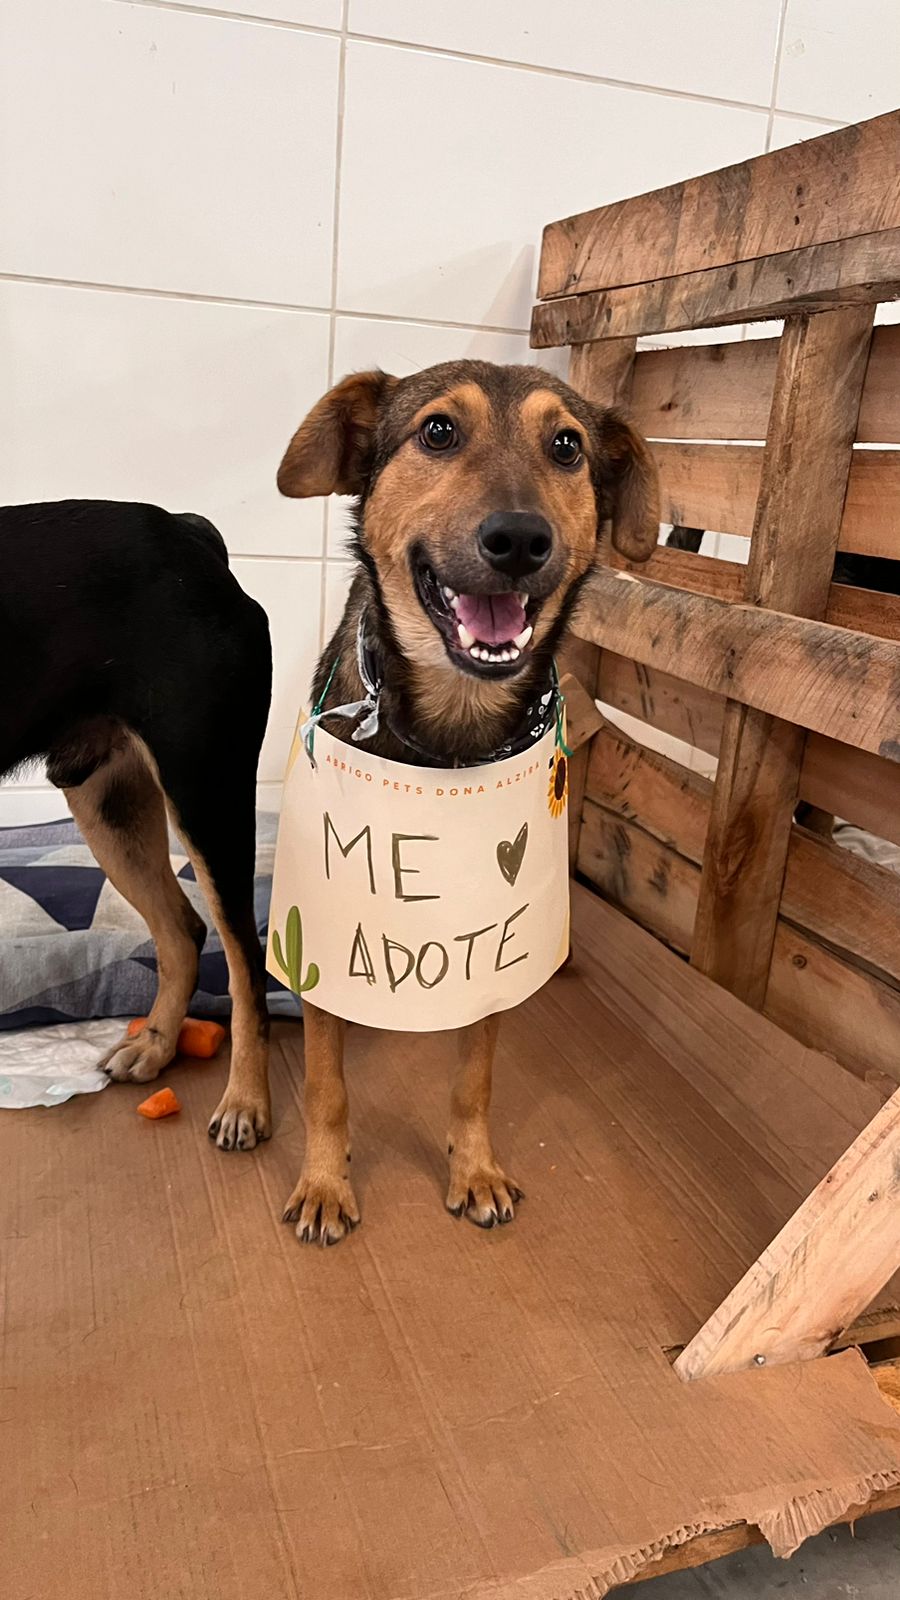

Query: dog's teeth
(449, 595), (460, 613)
(458, 622), (476, 650)
(517, 591), (528, 605)
(509, 647), (520, 660)
(441, 585), (457, 601)
(513, 625), (533, 650)
(469, 645), (482, 660)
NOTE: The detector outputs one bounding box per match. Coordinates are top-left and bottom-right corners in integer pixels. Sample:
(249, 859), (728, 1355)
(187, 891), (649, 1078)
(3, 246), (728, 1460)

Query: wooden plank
(674, 1082), (900, 1380)
(650, 442), (900, 559)
(556, 635), (602, 871)
(766, 921), (900, 1092)
(578, 801), (900, 1088)
(628, 324), (900, 443)
(584, 718), (900, 986)
(596, 649), (724, 755)
(692, 308), (875, 1004)
(800, 735), (900, 845)
(538, 110), (900, 299)
(608, 546), (900, 642)
(578, 564), (900, 761)
(530, 228), (900, 347)
(595, 648), (900, 847)
(568, 335), (636, 407)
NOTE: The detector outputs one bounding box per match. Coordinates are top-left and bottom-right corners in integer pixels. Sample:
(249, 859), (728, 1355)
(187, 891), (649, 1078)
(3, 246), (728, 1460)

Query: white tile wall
(349, 0), (785, 105)
(338, 41), (768, 328)
(0, 0), (340, 302)
(2, 0), (897, 824)
(0, 281), (330, 557)
(778, 0), (900, 123)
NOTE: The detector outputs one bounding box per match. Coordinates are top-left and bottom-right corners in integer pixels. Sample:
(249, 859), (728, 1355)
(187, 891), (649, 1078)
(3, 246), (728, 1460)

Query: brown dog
(275, 360), (659, 1243)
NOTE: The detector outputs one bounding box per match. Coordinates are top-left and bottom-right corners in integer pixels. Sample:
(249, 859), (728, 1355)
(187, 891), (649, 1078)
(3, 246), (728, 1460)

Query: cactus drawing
(272, 905), (320, 994)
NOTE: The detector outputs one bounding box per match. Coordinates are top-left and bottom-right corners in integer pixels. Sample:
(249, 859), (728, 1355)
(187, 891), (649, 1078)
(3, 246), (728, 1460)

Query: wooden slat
(561, 335), (638, 871)
(584, 719), (900, 986)
(595, 648), (900, 848)
(628, 324), (900, 444)
(578, 802), (900, 1088)
(538, 111), (900, 299)
(800, 736), (900, 845)
(557, 636), (598, 870)
(568, 335), (636, 408)
(608, 546), (900, 641)
(691, 308), (875, 1004)
(651, 442), (900, 558)
(579, 564), (900, 761)
(766, 922), (900, 1092)
(530, 228), (900, 347)
(674, 1083), (900, 1380)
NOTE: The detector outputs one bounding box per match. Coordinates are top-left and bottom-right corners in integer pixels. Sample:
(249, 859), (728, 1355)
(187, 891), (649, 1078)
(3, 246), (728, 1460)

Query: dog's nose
(477, 512), (553, 578)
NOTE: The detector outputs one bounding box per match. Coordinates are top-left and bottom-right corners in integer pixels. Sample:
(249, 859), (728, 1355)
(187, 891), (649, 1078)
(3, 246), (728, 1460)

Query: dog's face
(278, 360), (658, 681)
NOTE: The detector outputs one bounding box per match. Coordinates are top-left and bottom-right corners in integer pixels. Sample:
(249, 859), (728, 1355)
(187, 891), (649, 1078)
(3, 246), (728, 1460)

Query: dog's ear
(596, 410), (660, 562)
(277, 370), (398, 498)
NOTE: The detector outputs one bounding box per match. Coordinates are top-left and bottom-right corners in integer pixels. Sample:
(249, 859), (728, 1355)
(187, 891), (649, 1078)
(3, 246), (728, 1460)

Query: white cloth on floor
(0, 1018), (123, 1108)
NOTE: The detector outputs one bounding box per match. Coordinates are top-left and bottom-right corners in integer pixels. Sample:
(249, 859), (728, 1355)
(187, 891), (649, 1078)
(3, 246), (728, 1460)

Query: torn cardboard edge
(468, 1364), (900, 1600)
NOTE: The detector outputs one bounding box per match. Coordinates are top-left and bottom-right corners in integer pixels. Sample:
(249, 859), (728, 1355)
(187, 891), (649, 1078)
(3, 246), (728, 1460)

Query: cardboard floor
(5, 887), (900, 1600)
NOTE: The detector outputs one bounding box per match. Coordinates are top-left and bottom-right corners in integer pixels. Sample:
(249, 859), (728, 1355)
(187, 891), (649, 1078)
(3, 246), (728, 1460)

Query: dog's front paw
(98, 1026), (173, 1084)
(208, 1091), (272, 1152)
(446, 1155), (523, 1229)
(282, 1172), (360, 1246)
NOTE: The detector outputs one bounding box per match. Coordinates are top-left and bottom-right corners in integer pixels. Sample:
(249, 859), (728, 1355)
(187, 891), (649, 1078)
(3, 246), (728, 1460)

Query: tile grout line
(0, 272), (533, 336)
(765, 0), (791, 153)
(109, 0), (843, 124)
(319, 0), (350, 641)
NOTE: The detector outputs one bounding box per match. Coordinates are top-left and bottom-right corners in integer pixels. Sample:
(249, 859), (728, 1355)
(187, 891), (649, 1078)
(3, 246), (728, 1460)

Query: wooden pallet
(535, 112), (900, 1396)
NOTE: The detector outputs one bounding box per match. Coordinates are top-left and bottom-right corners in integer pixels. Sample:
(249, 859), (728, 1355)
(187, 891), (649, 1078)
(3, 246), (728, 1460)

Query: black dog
(0, 500), (273, 1150)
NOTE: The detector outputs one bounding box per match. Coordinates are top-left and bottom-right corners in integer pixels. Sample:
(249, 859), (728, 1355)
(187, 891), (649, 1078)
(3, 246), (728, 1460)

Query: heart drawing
(497, 823), (528, 887)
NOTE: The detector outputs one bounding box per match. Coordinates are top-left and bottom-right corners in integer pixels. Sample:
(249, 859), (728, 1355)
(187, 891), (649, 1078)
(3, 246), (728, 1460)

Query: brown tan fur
(63, 734), (206, 1084)
(277, 359), (659, 1241)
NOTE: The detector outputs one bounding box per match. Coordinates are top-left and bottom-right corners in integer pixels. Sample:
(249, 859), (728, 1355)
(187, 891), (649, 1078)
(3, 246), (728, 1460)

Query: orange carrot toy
(137, 1087), (182, 1120)
(126, 1017), (226, 1059)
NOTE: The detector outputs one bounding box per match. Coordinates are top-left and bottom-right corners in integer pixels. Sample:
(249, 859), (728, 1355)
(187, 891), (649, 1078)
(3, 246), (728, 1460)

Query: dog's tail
(175, 511), (230, 566)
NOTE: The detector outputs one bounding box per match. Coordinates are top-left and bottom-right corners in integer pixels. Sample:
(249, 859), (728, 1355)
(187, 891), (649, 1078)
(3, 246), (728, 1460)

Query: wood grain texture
(607, 546), (900, 641)
(579, 565), (900, 761)
(595, 648), (900, 847)
(578, 800), (900, 1089)
(628, 323), (900, 443)
(650, 441), (900, 558)
(556, 634), (602, 871)
(538, 110), (900, 299)
(674, 1083), (900, 1380)
(568, 335), (636, 407)
(584, 718), (900, 986)
(531, 228), (900, 347)
(691, 309), (875, 1004)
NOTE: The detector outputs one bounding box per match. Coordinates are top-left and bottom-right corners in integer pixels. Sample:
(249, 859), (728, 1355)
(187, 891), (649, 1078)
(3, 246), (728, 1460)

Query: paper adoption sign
(266, 716), (570, 1030)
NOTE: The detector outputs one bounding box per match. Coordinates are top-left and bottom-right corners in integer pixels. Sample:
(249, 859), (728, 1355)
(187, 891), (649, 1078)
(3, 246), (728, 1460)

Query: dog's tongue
(456, 592), (526, 646)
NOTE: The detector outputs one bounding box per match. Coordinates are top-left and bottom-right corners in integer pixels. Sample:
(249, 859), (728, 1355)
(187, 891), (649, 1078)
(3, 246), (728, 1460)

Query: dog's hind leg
(59, 736), (206, 1082)
(446, 1014), (523, 1228)
(153, 748), (271, 1154)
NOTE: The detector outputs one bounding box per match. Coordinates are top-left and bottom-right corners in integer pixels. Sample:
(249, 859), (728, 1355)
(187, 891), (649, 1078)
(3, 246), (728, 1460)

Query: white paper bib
(266, 715), (570, 1030)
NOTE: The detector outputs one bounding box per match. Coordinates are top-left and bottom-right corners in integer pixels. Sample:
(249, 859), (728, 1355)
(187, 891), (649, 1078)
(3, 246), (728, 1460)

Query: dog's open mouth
(413, 562), (538, 675)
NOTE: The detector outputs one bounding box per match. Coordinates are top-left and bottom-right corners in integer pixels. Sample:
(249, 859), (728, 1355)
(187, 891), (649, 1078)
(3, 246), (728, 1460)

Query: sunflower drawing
(547, 748), (568, 817)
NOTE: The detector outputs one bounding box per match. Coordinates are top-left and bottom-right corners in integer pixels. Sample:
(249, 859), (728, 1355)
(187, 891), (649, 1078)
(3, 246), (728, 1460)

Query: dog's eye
(419, 414), (458, 452)
(550, 428), (582, 468)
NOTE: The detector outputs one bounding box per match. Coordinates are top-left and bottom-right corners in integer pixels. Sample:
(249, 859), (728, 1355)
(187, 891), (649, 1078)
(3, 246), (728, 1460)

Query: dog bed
(0, 811), (299, 1030)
